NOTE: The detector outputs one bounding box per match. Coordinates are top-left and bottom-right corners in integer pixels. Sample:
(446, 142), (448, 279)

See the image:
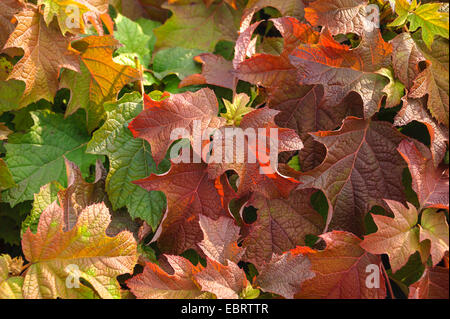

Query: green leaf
(3, 111), (100, 206)
(87, 93), (167, 230)
(152, 47), (205, 80)
(287, 155), (301, 172)
(0, 159), (15, 191)
(115, 14), (152, 67)
(21, 181), (63, 235)
(376, 67), (405, 108)
(154, 0), (241, 52)
(389, 0), (449, 48)
(220, 93), (253, 126)
(408, 3), (449, 48)
(136, 18), (161, 53)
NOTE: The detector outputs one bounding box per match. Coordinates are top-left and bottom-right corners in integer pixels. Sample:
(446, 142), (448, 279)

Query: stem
(381, 263), (396, 299)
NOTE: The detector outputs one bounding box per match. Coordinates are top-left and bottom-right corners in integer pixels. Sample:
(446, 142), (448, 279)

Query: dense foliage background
(0, 0), (448, 299)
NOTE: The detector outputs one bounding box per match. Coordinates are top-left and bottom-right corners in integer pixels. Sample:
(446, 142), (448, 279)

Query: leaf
(179, 53), (235, 90)
(0, 159), (15, 192)
(409, 266), (449, 299)
(397, 139), (449, 210)
(208, 107), (304, 199)
(3, 111), (100, 206)
(297, 117), (407, 236)
(129, 88), (225, 165)
(220, 93), (253, 126)
(194, 258), (248, 299)
(198, 215), (244, 265)
(245, 0), (305, 20)
(3, 6), (80, 107)
(0, 0), (24, 50)
(21, 181), (63, 235)
(375, 67), (405, 108)
(390, 32), (426, 90)
(290, 29), (392, 119)
(395, 96), (448, 167)
(87, 93), (167, 230)
(0, 57), (25, 113)
(114, 13), (152, 67)
(296, 231), (386, 299)
(0, 123), (12, 141)
(419, 209), (449, 266)
(37, 0), (109, 35)
(0, 254), (24, 299)
(273, 85), (363, 171)
(152, 47), (205, 80)
(406, 2), (449, 49)
(127, 255), (207, 299)
(360, 200), (420, 273)
(60, 35), (140, 131)
(408, 34), (449, 127)
(242, 189), (325, 270)
(154, 0), (241, 51)
(256, 247), (315, 299)
(57, 158), (107, 229)
(236, 17), (319, 93)
(22, 202), (138, 299)
(134, 161), (231, 254)
(304, 0), (376, 35)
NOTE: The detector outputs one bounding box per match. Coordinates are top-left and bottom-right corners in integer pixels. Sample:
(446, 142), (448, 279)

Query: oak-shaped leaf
(87, 92), (167, 230)
(133, 161), (231, 254)
(244, 0), (305, 21)
(0, 254), (24, 299)
(296, 231), (386, 299)
(256, 247), (315, 299)
(154, 0), (241, 51)
(409, 266), (449, 299)
(419, 209), (449, 266)
(296, 117), (407, 236)
(194, 258), (248, 299)
(289, 29), (392, 119)
(179, 53), (235, 90)
(129, 88), (225, 166)
(3, 111), (100, 206)
(21, 202), (138, 299)
(127, 255), (208, 299)
(3, 5), (80, 107)
(397, 140), (449, 210)
(241, 189), (325, 270)
(273, 85), (363, 171)
(304, 0), (377, 35)
(208, 107), (304, 199)
(390, 0), (449, 49)
(408, 34), (449, 127)
(390, 32), (426, 90)
(61, 35), (140, 131)
(0, 0), (24, 51)
(198, 215), (245, 265)
(395, 96), (448, 167)
(236, 17), (319, 95)
(37, 0), (109, 35)
(360, 200), (420, 273)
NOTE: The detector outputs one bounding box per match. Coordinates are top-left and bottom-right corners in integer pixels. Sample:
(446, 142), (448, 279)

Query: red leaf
(409, 266), (449, 299)
(296, 231), (386, 299)
(290, 30), (392, 119)
(129, 88), (225, 165)
(297, 117), (407, 236)
(207, 107), (303, 199)
(397, 140), (449, 210)
(360, 200), (420, 273)
(134, 162), (231, 254)
(242, 189), (325, 270)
